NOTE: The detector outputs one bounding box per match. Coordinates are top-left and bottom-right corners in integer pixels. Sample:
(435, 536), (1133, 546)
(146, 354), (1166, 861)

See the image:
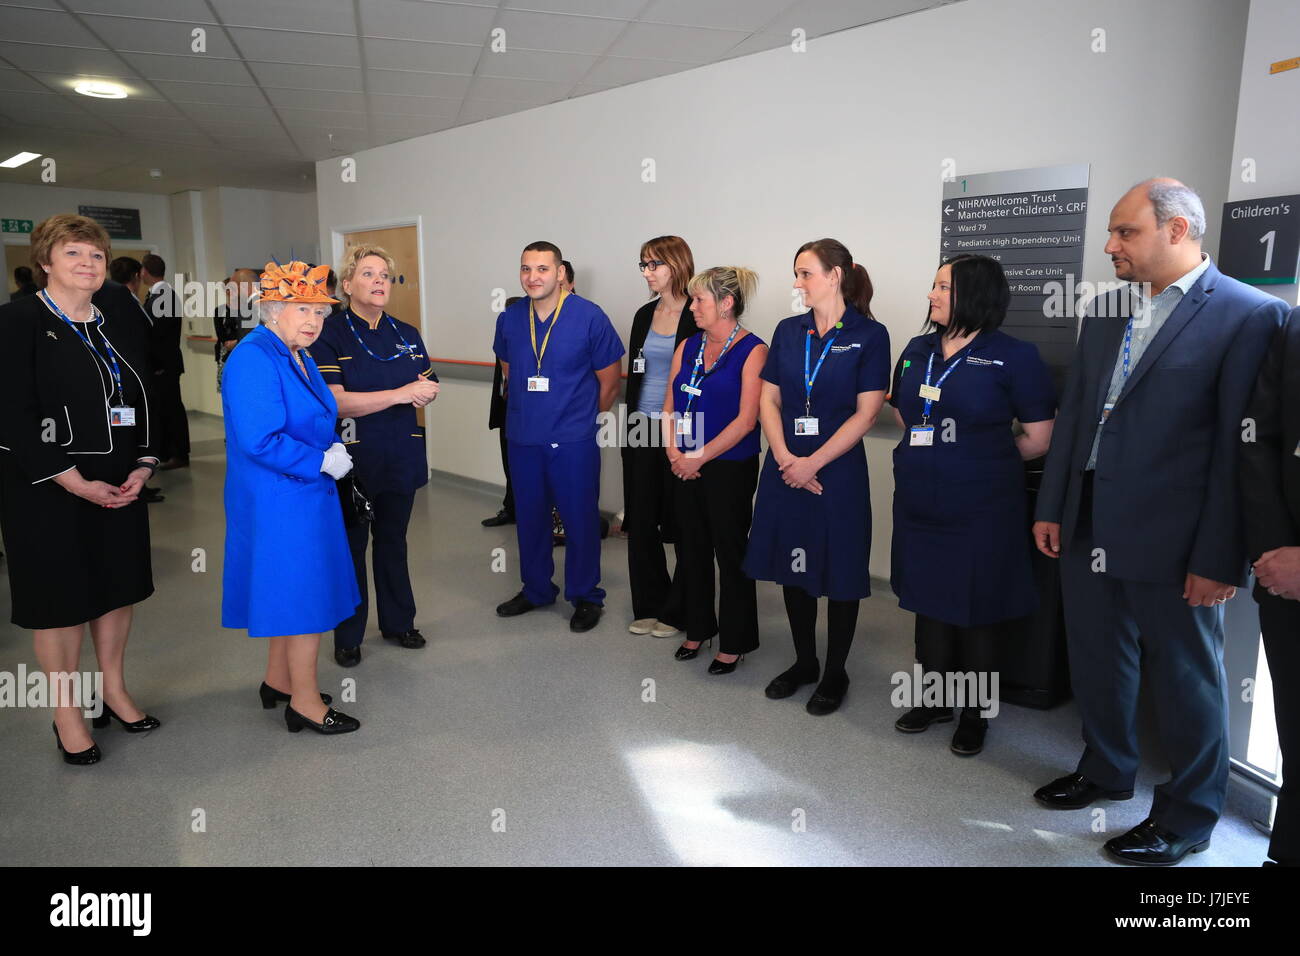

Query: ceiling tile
(276, 107), (370, 131)
(362, 38), (481, 74)
(208, 0), (358, 34)
(226, 27), (362, 68)
(0, 89), (87, 118)
(0, 8), (107, 48)
(366, 91), (460, 116)
(78, 15), (241, 58)
(365, 68), (472, 97)
(494, 9), (629, 56)
(86, 96), (187, 119)
(359, 0), (498, 44)
(245, 61), (363, 91)
(123, 52), (252, 83)
(640, 0), (796, 32)
(0, 42), (127, 75)
(66, 1), (219, 22)
(0, 69), (53, 93)
(466, 74), (571, 104)
(471, 48), (596, 82)
(148, 79), (269, 106)
(503, 0), (644, 17)
(723, 31), (798, 59)
(579, 55), (696, 89)
(264, 87), (367, 111)
(175, 102), (280, 125)
(457, 98), (536, 124)
(606, 22), (751, 61)
(762, 0), (936, 36)
(369, 111), (455, 134)
(19, 111), (118, 133)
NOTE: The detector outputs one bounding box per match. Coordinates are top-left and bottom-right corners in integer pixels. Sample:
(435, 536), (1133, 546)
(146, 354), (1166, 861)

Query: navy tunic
(309, 310), (435, 495)
(888, 329), (1056, 628)
(743, 306), (890, 600)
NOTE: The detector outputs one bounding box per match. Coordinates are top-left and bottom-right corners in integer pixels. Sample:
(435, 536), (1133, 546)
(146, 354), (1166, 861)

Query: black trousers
(1259, 594), (1300, 864)
(153, 371), (190, 460)
(913, 614), (998, 712)
(334, 489), (417, 650)
(624, 444), (685, 625)
(673, 456), (759, 653)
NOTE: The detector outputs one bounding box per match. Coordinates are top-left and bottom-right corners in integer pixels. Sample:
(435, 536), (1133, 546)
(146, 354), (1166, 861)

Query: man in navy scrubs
(493, 241), (623, 631)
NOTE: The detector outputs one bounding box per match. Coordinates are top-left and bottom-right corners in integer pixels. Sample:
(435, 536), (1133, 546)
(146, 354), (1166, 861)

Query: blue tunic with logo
(889, 329), (1056, 627)
(309, 310), (435, 495)
(743, 306), (890, 600)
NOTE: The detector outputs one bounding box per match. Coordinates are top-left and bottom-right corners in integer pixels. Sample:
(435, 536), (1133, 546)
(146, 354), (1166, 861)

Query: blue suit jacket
(1035, 259), (1288, 586)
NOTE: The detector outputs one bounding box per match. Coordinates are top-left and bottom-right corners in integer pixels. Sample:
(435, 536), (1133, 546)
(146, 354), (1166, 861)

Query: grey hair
(1147, 181), (1205, 240)
(254, 297), (281, 325)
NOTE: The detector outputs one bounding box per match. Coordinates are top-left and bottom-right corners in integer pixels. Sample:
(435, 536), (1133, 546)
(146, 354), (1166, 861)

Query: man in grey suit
(1031, 178), (1288, 865)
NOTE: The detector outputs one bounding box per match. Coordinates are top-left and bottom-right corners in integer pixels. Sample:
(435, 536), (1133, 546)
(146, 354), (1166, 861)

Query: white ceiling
(0, 0), (958, 194)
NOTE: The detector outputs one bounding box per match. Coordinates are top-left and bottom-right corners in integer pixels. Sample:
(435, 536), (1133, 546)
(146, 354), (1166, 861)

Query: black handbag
(337, 474), (374, 527)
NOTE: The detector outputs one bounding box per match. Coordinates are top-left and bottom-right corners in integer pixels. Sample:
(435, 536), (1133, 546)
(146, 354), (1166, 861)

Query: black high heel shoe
(707, 654), (745, 675)
(90, 701), (160, 733)
(259, 682), (333, 709)
(53, 721), (101, 765)
(284, 705), (360, 735)
(674, 637), (712, 661)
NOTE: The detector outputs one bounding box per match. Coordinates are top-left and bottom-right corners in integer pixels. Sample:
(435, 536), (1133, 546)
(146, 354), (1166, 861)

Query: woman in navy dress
(662, 266), (768, 673)
(889, 254), (1055, 755)
(222, 260), (362, 736)
(744, 239), (890, 715)
(308, 244), (439, 668)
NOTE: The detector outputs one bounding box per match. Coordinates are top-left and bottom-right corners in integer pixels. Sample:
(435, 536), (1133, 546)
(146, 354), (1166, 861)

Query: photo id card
(909, 425), (935, 446)
(794, 416), (819, 436)
(527, 376), (550, 392)
(109, 406), (136, 427)
(919, 384), (942, 402)
(676, 416), (692, 436)
(632, 356), (646, 374)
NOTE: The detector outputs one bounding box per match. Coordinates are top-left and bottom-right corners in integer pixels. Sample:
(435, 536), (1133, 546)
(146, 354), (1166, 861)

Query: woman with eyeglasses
(622, 237), (698, 639)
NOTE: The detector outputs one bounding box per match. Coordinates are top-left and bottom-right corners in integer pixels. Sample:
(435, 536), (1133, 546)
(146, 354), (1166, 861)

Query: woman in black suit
(622, 236), (698, 638)
(0, 214), (161, 765)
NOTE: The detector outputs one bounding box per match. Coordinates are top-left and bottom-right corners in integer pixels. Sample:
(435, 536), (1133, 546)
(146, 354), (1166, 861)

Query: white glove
(320, 442), (353, 480)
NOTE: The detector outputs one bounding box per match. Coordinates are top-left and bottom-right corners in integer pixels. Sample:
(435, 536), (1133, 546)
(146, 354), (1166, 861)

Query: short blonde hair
(686, 267), (758, 320)
(338, 243), (396, 285)
(31, 214), (111, 289)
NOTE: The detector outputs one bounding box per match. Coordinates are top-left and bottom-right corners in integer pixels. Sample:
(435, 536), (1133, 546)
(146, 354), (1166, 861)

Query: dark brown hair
(522, 240), (563, 265)
(794, 238), (874, 318)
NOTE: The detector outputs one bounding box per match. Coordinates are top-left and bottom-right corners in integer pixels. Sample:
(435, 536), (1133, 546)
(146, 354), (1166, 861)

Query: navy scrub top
(492, 293), (625, 446)
(888, 328), (1057, 627)
(310, 309), (436, 495)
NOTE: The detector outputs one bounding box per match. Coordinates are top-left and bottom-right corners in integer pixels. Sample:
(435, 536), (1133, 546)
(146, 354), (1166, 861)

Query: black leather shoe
(765, 662), (820, 699)
(950, 709), (987, 756)
(707, 654), (744, 675)
(570, 601), (603, 632)
(334, 646), (361, 668)
(383, 628), (426, 649)
(53, 721), (101, 765)
(1104, 818), (1210, 866)
(90, 702), (160, 733)
(497, 592), (542, 617)
(806, 673), (849, 716)
(674, 637), (712, 661)
(894, 706), (953, 733)
(481, 509), (515, 527)
(285, 705), (360, 735)
(1034, 772), (1134, 809)
(260, 681), (334, 707)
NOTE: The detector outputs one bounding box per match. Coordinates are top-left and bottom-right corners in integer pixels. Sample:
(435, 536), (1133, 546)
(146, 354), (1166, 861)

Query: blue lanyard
(803, 326), (840, 416)
(921, 347), (969, 422)
(681, 324), (740, 415)
(41, 290), (126, 404)
(1120, 318), (1134, 381)
(345, 310), (419, 363)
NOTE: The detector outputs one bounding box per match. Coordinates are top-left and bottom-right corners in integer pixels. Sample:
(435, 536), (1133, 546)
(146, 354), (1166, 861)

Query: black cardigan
(623, 297), (697, 413)
(0, 287), (157, 483)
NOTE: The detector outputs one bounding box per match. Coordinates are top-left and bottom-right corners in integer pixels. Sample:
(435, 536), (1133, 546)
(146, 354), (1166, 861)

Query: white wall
(1228, 0), (1300, 305)
(316, 0), (1250, 577)
(0, 181), (172, 264)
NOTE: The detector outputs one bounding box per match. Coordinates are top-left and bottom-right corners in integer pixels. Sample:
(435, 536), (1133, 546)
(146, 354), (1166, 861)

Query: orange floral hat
(258, 260), (338, 304)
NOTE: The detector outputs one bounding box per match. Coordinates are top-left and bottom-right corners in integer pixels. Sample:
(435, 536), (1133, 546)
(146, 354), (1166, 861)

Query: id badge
(676, 416), (692, 436)
(527, 376), (549, 392)
(919, 384), (942, 402)
(794, 416), (819, 436)
(1099, 401), (1114, 424)
(909, 425), (935, 446)
(109, 406), (136, 426)
(680, 383), (702, 397)
(632, 356), (646, 374)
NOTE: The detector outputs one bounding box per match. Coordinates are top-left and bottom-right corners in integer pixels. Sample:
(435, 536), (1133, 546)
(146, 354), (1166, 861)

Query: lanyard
(41, 290), (125, 404)
(682, 324), (741, 415)
(803, 325), (841, 416)
(1119, 318), (1134, 381)
(345, 310), (419, 363)
(921, 346), (969, 422)
(529, 290), (569, 375)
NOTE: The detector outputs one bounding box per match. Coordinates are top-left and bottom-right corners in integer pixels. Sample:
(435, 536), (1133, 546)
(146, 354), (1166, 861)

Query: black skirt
(0, 430), (153, 629)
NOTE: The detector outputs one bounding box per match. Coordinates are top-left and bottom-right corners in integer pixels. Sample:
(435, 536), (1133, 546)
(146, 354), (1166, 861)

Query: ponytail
(795, 238), (875, 319)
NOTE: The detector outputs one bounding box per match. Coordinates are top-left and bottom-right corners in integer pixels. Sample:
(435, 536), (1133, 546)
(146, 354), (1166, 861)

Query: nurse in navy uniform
(309, 244), (439, 668)
(744, 239), (890, 716)
(0, 214), (161, 765)
(889, 254), (1056, 755)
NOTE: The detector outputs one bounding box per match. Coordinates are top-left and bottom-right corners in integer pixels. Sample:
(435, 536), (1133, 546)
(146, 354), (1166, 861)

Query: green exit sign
(2, 218), (33, 234)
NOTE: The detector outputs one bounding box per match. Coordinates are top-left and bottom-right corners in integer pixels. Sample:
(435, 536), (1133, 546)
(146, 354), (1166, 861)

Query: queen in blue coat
(222, 260), (361, 736)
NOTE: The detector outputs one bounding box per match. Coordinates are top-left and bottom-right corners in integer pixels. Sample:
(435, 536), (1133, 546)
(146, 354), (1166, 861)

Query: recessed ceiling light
(1, 151), (41, 168)
(74, 80), (128, 99)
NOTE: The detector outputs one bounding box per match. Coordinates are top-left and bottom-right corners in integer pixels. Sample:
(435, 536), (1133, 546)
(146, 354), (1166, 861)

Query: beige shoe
(629, 618), (657, 635)
(650, 621), (680, 638)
